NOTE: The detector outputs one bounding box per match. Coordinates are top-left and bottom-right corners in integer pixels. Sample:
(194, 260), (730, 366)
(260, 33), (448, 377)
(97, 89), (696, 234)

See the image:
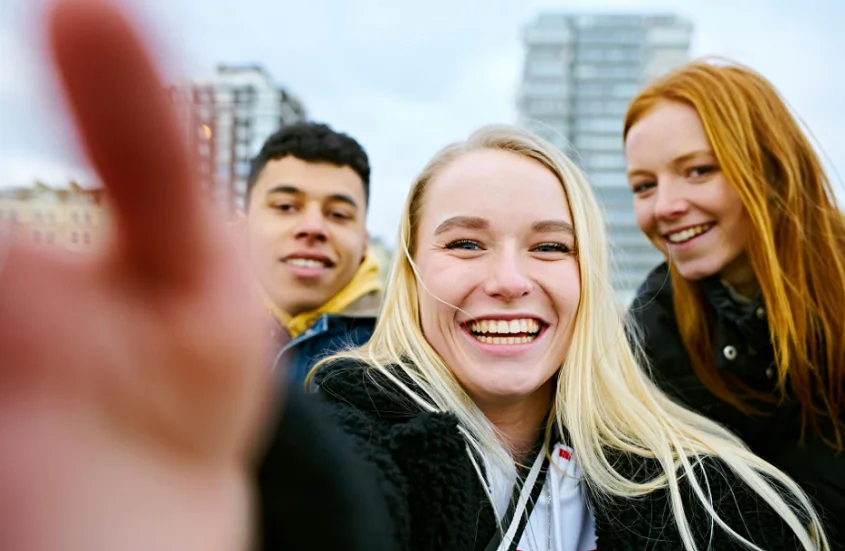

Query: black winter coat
(629, 261), (845, 549)
(258, 358), (811, 550)
(256, 390), (395, 551)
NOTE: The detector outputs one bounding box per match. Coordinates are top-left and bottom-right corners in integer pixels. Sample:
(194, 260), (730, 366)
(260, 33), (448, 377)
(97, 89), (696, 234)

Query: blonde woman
(288, 124), (831, 551)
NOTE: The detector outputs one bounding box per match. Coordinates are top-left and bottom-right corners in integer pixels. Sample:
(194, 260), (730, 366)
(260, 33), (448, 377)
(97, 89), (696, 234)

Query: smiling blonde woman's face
(412, 149), (581, 412)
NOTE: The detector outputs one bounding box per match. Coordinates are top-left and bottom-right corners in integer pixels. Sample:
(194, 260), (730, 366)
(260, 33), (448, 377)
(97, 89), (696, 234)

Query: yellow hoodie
(262, 251), (383, 338)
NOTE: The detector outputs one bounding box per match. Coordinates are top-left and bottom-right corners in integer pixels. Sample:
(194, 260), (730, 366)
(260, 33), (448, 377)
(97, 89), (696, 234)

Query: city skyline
(170, 64), (307, 210)
(1, 0), (843, 247)
(517, 13), (693, 304)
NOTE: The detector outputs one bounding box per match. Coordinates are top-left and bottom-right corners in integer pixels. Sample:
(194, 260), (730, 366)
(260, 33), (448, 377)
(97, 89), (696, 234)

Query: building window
(83, 232), (91, 244)
(71, 211), (79, 223)
(33, 230), (42, 243)
(522, 81), (570, 97)
(34, 210), (42, 222)
(527, 59), (567, 78)
(612, 83), (640, 97)
(611, 66), (640, 79)
(575, 64), (640, 80)
(71, 231), (79, 243)
(236, 160), (251, 176)
(84, 212), (91, 224)
(596, 187), (635, 208)
(575, 134), (623, 151)
(604, 209), (638, 225)
(574, 64), (598, 79)
(528, 99), (568, 115)
(46, 232), (55, 244)
(647, 27), (691, 47)
(579, 29), (642, 45)
(575, 81), (641, 98)
(574, 117), (621, 133)
(576, 100), (604, 115)
(235, 143), (250, 158)
(590, 171), (624, 187)
(576, 48), (603, 62)
(529, 46), (564, 61)
(525, 26), (573, 46)
(607, 99), (630, 115)
(604, 47), (640, 62)
(582, 153), (626, 171)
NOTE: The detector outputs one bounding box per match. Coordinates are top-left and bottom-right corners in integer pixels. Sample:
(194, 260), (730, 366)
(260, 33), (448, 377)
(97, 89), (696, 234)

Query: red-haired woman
(625, 59), (845, 548)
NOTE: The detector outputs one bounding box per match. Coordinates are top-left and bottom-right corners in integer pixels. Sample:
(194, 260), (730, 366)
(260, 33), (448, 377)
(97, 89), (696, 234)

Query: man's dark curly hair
(246, 122), (370, 208)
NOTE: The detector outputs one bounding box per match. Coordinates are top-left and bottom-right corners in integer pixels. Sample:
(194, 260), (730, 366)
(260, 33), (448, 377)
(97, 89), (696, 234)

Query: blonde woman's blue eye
(445, 239), (482, 250)
(534, 243), (571, 253)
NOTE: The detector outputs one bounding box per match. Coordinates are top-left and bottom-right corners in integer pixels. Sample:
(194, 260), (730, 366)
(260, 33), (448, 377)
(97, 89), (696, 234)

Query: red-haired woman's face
(624, 101), (756, 294)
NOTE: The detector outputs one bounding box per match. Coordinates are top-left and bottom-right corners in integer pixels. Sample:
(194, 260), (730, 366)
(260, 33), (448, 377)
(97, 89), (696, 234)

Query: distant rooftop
(532, 12), (692, 28)
(0, 181), (105, 202)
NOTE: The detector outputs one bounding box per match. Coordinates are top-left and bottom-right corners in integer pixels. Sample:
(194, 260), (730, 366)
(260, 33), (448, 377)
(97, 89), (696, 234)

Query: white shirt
(487, 442), (597, 551)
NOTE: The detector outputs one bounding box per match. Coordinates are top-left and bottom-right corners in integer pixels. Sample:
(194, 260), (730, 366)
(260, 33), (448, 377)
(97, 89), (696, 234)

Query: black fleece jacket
(257, 360), (809, 550)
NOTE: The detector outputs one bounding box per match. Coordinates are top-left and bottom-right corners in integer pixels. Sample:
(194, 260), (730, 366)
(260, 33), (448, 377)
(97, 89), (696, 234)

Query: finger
(47, 0), (211, 289)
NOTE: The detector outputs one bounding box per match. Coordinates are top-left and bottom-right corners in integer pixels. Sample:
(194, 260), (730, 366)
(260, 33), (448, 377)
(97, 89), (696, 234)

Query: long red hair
(624, 59), (845, 450)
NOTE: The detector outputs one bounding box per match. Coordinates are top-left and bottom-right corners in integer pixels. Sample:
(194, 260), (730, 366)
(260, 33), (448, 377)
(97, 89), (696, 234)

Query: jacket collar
(316, 359), (433, 421)
(340, 288), (382, 318)
(700, 275), (764, 324)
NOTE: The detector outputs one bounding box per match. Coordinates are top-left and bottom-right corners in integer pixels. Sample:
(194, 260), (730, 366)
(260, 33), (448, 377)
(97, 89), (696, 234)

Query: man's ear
(362, 229), (370, 263)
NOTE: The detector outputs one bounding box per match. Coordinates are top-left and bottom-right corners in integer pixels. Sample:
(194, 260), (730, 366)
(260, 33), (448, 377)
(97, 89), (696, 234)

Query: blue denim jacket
(272, 291), (380, 390)
(275, 313), (376, 390)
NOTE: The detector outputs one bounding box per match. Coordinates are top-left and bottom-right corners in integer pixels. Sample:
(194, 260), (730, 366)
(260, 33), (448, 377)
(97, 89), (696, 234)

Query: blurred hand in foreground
(0, 1), (274, 549)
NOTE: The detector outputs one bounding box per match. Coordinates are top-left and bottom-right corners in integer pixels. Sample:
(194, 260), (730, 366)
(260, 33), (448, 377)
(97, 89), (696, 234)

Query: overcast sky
(1, 0), (843, 243)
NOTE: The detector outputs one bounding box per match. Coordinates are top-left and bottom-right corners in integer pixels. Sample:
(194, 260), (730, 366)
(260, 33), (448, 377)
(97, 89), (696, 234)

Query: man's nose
(293, 205), (328, 242)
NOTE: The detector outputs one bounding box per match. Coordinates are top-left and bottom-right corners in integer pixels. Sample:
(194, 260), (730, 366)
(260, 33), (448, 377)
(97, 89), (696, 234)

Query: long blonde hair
(624, 59), (845, 450)
(311, 125), (828, 551)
